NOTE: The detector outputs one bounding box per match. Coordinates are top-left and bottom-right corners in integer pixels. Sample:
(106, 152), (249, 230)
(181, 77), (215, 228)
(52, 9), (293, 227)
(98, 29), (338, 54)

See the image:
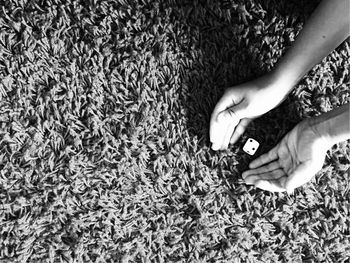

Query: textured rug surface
(1, 0), (349, 262)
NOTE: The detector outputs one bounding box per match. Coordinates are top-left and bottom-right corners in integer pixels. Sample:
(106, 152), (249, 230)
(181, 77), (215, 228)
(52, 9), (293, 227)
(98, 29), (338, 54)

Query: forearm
(272, 0), (350, 92)
(311, 103), (350, 146)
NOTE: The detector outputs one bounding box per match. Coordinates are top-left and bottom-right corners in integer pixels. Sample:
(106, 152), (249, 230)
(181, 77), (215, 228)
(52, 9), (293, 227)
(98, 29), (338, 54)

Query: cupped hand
(242, 119), (331, 193)
(210, 74), (289, 151)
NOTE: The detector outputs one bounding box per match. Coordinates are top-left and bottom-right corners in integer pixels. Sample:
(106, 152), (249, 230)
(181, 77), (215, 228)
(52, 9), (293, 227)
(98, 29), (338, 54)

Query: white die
(243, 138), (259, 155)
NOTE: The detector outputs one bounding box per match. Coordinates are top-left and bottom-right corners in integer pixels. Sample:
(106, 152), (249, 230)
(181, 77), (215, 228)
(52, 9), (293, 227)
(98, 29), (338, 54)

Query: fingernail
(248, 162), (255, 169)
(211, 143), (220, 151)
(244, 177), (254, 185)
(285, 183), (293, 194)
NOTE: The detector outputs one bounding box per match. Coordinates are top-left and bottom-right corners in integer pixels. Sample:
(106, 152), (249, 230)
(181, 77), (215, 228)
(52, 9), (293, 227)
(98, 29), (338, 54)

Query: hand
(210, 74), (290, 151)
(242, 119), (331, 193)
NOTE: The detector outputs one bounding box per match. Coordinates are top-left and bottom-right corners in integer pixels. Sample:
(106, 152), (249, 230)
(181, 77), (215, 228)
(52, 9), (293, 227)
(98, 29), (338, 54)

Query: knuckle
(227, 109), (236, 118)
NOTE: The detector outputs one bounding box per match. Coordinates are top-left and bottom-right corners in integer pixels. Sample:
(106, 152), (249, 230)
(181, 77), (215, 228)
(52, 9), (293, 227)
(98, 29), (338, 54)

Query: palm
(242, 120), (328, 192)
(278, 123), (317, 173)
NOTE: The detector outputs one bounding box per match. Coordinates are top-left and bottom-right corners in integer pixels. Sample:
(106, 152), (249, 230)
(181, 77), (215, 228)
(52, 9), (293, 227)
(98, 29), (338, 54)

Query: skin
(210, 0), (350, 192)
(242, 105), (350, 193)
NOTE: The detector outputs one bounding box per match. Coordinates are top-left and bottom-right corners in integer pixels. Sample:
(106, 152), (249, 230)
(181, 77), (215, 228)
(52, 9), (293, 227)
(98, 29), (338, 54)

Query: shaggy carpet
(0, 0), (349, 262)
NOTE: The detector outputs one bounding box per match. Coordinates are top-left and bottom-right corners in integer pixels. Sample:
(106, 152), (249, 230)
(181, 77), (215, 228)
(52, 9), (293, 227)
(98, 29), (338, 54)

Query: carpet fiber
(1, 0), (350, 262)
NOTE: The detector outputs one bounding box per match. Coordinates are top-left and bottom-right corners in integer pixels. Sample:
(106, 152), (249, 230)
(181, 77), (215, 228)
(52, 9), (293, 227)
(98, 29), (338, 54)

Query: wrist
(268, 68), (296, 97)
(309, 104), (350, 147)
(308, 117), (334, 149)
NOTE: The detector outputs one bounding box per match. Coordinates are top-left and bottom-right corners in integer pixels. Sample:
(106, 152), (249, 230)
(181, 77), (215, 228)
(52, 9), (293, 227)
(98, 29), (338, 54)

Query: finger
(211, 111), (234, 150)
(210, 111), (231, 150)
(284, 161), (319, 193)
(210, 113), (224, 149)
(244, 169), (285, 185)
(254, 179), (286, 192)
(210, 94), (236, 145)
(230, 118), (252, 145)
(212, 92), (236, 117)
(249, 144), (279, 169)
(242, 160), (281, 179)
(220, 111), (240, 150)
(210, 97), (246, 150)
(278, 176), (288, 191)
